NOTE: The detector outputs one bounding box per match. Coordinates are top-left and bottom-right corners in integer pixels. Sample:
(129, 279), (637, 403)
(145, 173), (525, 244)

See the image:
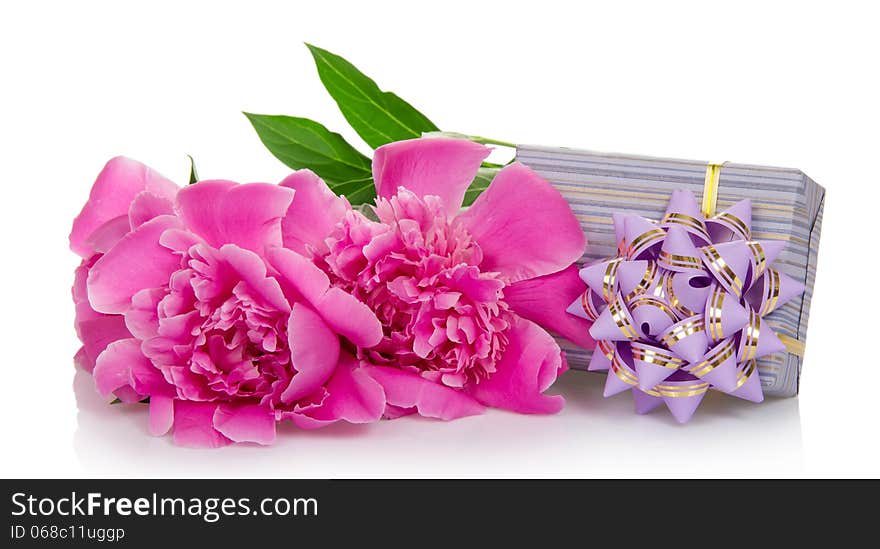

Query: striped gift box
(516, 144), (824, 397)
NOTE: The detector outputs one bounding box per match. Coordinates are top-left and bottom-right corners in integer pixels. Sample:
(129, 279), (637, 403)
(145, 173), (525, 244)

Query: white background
(1, 0), (877, 478)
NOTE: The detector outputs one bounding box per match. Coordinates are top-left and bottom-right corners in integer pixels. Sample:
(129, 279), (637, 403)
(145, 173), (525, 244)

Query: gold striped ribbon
(701, 161), (726, 218)
(701, 160), (805, 358)
(778, 333), (806, 357)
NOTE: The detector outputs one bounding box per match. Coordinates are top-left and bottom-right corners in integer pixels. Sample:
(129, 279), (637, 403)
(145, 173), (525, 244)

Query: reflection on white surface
(74, 368), (803, 478)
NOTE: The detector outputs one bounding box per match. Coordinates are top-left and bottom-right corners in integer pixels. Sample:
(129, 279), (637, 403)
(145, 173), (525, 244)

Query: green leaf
(245, 113), (377, 204)
(463, 168), (498, 206)
(331, 176), (377, 205)
(306, 43), (439, 149)
(186, 154), (199, 185)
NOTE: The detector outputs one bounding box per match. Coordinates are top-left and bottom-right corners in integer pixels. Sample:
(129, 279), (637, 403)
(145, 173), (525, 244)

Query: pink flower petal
(383, 405), (417, 419)
(456, 162), (585, 283)
(290, 354), (386, 428)
(86, 215), (182, 314)
(129, 191), (174, 228)
(149, 396), (174, 436)
(73, 258), (133, 372)
(93, 338), (172, 399)
(213, 403), (276, 445)
(363, 365), (485, 420)
(314, 288), (383, 348)
(466, 318), (567, 414)
(268, 248), (383, 347)
(72, 258), (93, 304)
(504, 265), (596, 349)
(281, 303), (340, 404)
(73, 347), (90, 371)
(175, 180), (294, 254)
(128, 358), (175, 398)
(92, 339), (141, 398)
(279, 170), (350, 255)
(83, 215), (131, 255)
(113, 386), (143, 404)
(123, 288), (165, 340)
(157, 227), (203, 253)
(219, 244), (291, 313)
(70, 156), (179, 258)
(325, 356), (386, 423)
(266, 247), (330, 304)
(74, 313), (131, 373)
(172, 400), (232, 448)
(373, 138), (490, 216)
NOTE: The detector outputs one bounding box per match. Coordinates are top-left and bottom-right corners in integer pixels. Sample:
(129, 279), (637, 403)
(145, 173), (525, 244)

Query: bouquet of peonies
(72, 136), (592, 446)
(70, 44), (812, 445)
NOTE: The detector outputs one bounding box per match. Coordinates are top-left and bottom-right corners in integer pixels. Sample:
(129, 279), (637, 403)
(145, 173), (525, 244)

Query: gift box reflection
(517, 146), (824, 399)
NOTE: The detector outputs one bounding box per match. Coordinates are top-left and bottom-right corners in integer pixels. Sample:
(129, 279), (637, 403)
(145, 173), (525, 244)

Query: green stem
(421, 131), (517, 149)
(467, 135), (517, 148)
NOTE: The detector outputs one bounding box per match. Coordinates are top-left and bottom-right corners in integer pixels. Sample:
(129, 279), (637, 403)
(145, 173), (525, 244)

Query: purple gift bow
(567, 177), (807, 423)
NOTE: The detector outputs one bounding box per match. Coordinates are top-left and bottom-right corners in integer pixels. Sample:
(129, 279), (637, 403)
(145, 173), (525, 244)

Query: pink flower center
(319, 190), (514, 387)
(189, 285), (289, 400)
(152, 244), (291, 406)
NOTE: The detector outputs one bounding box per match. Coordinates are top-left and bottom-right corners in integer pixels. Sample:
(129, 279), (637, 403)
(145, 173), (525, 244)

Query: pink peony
(70, 157), (386, 447)
(282, 138), (594, 419)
